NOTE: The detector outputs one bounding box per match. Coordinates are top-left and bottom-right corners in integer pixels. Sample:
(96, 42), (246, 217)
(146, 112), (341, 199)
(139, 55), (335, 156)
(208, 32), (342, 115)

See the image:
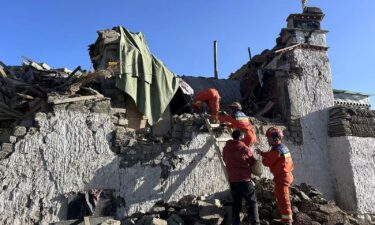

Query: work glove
(218, 111), (228, 116)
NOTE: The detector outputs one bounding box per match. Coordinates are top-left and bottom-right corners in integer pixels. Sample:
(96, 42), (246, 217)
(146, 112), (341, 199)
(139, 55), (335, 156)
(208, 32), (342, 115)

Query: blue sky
(1, 0), (374, 107)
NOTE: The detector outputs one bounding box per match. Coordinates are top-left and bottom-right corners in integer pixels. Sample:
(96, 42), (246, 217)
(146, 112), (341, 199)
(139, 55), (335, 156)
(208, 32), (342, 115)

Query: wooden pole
(214, 40), (218, 79)
(248, 47), (252, 60)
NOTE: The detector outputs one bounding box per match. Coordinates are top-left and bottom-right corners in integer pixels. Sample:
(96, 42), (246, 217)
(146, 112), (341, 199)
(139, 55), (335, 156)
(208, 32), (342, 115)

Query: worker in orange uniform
(256, 127), (294, 225)
(218, 102), (257, 147)
(192, 88), (220, 122)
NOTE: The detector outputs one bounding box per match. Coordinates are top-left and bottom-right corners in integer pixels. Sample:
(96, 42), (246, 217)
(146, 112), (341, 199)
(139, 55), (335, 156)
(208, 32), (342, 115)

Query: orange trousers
(274, 173), (294, 223)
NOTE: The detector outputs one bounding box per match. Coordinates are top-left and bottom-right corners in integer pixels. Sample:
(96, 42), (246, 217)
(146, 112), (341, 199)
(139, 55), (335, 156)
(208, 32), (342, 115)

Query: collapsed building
(0, 6), (374, 225)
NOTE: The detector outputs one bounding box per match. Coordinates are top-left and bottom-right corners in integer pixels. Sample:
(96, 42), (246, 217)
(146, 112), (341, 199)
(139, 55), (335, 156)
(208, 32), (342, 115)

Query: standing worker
(257, 127), (294, 225)
(223, 130), (260, 225)
(218, 102), (257, 146)
(192, 88), (220, 122)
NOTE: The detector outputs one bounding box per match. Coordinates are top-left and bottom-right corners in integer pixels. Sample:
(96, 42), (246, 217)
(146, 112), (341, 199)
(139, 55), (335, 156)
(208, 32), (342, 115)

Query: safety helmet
(229, 102), (242, 110)
(265, 127), (284, 140)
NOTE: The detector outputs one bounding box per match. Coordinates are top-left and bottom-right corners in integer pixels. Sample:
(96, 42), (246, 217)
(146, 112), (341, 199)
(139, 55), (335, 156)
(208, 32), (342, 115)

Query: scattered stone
(100, 219), (121, 225)
(118, 118), (129, 126)
(167, 214), (184, 225)
(197, 200), (225, 225)
(136, 216), (167, 225)
(178, 195), (197, 208)
(319, 203), (341, 214)
(9, 136), (17, 144)
(13, 126), (27, 137)
(0, 143), (13, 159)
(298, 191), (311, 201)
(300, 201), (319, 213)
(121, 218), (136, 225)
(151, 205), (166, 216)
(293, 212), (313, 225)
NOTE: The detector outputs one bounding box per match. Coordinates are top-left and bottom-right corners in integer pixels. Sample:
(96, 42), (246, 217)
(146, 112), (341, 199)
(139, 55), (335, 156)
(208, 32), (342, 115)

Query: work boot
(209, 118), (219, 124)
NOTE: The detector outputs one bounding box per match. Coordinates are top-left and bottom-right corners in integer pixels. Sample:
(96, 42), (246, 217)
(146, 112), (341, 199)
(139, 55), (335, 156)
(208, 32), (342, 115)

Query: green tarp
(115, 26), (180, 125)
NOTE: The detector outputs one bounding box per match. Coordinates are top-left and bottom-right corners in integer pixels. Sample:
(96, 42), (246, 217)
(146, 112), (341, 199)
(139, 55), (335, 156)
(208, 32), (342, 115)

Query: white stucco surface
(329, 136), (375, 214)
(0, 111), (229, 225)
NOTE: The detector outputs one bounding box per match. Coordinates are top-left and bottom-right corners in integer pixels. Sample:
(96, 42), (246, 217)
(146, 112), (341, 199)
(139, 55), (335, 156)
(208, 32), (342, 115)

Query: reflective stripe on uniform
(281, 214), (293, 219)
(282, 152), (292, 158)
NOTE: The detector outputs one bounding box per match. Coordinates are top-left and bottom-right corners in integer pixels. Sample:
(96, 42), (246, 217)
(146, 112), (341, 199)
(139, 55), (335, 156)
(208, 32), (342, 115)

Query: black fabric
(230, 181), (260, 225)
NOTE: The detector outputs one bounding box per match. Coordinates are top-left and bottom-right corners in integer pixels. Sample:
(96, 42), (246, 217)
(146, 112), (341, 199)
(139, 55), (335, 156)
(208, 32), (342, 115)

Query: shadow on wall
(58, 135), (218, 220)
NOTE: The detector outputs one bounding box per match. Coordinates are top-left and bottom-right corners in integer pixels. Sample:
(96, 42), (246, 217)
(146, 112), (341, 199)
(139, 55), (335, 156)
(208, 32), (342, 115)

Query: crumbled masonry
(57, 178), (371, 225)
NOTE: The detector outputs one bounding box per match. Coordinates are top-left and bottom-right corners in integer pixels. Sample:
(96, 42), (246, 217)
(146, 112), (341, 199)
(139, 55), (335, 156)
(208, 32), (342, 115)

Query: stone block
(34, 112), (47, 124)
(118, 118), (128, 126)
(293, 212), (313, 225)
(121, 218), (136, 225)
(300, 201), (319, 213)
(197, 200), (225, 225)
(28, 127), (38, 135)
(9, 136), (17, 144)
(178, 195), (197, 208)
(100, 219), (121, 225)
(13, 126), (27, 137)
(92, 100), (111, 114)
(150, 205), (166, 214)
(167, 214), (184, 225)
(67, 101), (89, 113)
(0, 143), (13, 159)
(136, 216), (167, 225)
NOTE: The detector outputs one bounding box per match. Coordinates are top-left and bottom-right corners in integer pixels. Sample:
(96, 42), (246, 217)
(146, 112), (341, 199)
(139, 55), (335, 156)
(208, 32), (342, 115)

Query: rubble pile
(329, 106), (375, 137)
(112, 178), (371, 225)
(0, 57), (111, 122)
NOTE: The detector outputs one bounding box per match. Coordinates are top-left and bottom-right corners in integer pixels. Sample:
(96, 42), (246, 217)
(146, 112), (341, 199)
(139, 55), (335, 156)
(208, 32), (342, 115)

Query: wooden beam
(48, 94), (104, 105)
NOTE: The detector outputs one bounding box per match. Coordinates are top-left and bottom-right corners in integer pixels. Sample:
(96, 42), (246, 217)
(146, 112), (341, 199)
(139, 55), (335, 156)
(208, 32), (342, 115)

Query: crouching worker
(219, 102), (257, 147)
(223, 130), (260, 225)
(192, 88), (220, 122)
(257, 127), (294, 225)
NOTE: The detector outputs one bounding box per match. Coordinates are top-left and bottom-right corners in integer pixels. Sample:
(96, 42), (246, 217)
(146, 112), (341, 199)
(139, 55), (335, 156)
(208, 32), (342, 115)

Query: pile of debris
(0, 57), (112, 123)
(329, 106), (375, 137)
(75, 178), (371, 225)
(129, 179), (370, 225)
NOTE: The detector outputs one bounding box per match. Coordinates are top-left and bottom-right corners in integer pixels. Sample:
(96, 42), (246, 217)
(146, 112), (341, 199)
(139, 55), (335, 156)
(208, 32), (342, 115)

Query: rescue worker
(192, 88), (220, 122)
(218, 102), (257, 146)
(223, 130), (260, 225)
(256, 127), (294, 225)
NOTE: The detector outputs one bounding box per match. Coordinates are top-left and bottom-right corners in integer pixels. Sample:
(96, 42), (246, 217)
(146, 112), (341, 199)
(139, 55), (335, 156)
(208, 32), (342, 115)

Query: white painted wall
(329, 136), (375, 214)
(0, 111), (228, 225)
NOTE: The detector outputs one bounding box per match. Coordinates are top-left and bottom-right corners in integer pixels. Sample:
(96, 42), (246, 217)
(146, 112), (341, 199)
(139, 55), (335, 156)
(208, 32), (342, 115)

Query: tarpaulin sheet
(115, 26), (180, 125)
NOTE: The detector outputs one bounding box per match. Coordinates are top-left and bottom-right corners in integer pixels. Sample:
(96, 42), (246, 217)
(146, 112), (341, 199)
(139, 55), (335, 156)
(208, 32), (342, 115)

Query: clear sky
(1, 0), (374, 107)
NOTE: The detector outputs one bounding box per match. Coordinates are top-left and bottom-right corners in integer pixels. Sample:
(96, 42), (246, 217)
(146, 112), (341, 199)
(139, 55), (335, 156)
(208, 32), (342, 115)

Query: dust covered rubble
(113, 178), (373, 225)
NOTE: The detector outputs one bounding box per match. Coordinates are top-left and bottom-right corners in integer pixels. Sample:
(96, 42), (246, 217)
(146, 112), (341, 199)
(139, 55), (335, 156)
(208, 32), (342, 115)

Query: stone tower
(274, 7), (336, 198)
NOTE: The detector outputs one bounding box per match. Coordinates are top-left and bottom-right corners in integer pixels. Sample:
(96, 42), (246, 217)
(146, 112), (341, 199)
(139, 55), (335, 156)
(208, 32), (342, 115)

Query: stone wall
(328, 136), (375, 214)
(0, 103), (231, 225)
(275, 47), (335, 199)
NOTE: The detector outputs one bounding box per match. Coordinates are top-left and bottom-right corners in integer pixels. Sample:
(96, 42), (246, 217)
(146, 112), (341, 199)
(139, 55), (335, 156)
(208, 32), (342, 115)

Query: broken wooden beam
(48, 94), (104, 105)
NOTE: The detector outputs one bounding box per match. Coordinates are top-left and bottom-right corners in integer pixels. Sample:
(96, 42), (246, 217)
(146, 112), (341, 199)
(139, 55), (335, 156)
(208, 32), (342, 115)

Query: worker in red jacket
(218, 102), (257, 146)
(223, 130), (260, 225)
(257, 127), (294, 225)
(192, 88), (220, 121)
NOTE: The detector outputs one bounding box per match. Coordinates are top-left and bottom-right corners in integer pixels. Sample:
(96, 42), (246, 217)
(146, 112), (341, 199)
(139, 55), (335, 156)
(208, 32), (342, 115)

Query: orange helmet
(229, 102), (242, 110)
(265, 127), (284, 140)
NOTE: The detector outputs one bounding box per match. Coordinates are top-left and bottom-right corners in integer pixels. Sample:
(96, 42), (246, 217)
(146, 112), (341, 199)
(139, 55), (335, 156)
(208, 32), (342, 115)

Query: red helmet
(229, 102), (242, 110)
(265, 127), (284, 140)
